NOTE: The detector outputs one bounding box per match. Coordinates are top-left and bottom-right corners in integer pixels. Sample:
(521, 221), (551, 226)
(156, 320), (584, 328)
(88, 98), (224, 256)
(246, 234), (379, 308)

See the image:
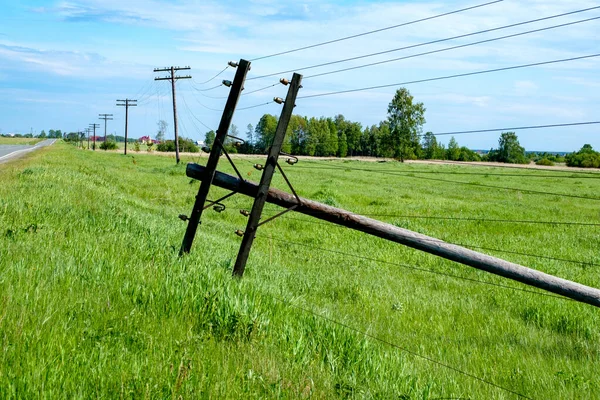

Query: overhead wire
(429, 121), (600, 137)
(305, 16), (600, 80)
(237, 102), (275, 111)
(248, 6), (600, 80)
(262, 209), (600, 227)
(195, 65), (229, 85)
(186, 89), (225, 113)
(289, 164), (600, 201)
(298, 53), (600, 99)
(242, 82), (280, 96)
(179, 90), (216, 132)
(261, 212), (600, 267)
(195, 83), (224, 92)
(250, 0), (504, 61)
(258, 276), (533, 399)
(260, 235), (571, 300)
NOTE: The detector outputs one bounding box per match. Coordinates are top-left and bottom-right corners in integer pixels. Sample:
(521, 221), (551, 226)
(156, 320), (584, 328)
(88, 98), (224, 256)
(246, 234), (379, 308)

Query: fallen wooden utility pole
(187, 163), (600, 308)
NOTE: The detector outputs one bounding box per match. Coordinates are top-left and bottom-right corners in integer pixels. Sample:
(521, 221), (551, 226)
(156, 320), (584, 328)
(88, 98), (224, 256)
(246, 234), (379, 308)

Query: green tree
(243, 123), (254, 153)
(496, 132), (528, 164)
(288, 115), (308, 155)
(38, 130), (47, 139)
(565, 144), (600, 168)
(387, 88), (426, 161)
(255, 114), (278, 153)
(205, 130), (216, 148)
(447, 137), (460, 161)
(421, 132), (438, 159)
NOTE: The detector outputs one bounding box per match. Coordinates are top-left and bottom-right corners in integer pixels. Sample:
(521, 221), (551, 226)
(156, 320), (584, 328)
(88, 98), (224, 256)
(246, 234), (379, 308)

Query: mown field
(0, 137), (42, 146)
(1, 142), (599, 399)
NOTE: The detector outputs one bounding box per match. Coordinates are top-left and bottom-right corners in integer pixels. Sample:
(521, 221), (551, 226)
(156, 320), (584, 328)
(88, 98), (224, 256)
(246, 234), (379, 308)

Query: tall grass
(0, 143), (598, 398)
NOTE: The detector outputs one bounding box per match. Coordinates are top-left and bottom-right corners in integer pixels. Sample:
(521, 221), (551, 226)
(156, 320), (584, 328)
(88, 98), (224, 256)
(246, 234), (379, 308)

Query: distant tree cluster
(156, 137), (199, 153)
(483, 132), (528, 164)
(37, 130), (64, 139)
(199, 87), (597, 169)
(565, 144), (600, 168)
(0, 130), (63, 139)
(214, 88), (480, 162)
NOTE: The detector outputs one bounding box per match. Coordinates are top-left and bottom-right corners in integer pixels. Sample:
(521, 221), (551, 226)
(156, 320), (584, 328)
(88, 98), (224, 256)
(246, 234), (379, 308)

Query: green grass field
(1, 142), (599, 399)
(0, 137), (42, 145)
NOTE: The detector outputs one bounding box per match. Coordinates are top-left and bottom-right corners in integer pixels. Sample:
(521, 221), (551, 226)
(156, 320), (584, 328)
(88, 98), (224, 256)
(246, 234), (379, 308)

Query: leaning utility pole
(116, 99), (137, 155)
(179, 60), (249, 255)
(233, 73), (303, 277)
(186, 164), (600, 308)
(89, 123), (100, 150)
(98, 114), (113, 143)
(154, 66), (192, 164)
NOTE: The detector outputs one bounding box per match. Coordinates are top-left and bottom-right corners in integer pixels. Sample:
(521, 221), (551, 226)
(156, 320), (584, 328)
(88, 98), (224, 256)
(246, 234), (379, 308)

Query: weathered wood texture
(233, 73), (303, 277)
(179, 60), (250, 255)
(187, 163), (600, 308)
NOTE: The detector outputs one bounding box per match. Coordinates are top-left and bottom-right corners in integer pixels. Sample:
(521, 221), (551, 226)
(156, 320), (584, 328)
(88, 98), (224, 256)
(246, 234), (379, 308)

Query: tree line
(199, 87), (596, 168)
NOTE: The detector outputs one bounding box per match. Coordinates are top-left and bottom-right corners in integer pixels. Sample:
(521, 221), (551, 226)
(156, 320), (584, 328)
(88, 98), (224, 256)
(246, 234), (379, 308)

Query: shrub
(156, 138), (199, 153)
(536, 158), (555, 166)
(156, 140), (175, 152)
(565, 144), (600, 168)
(134, 141), (140, 152)
(99, 141), (118, 150)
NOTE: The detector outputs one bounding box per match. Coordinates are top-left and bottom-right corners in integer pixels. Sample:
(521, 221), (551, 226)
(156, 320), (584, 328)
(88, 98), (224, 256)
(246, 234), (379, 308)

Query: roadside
(0, 139), (57, 165)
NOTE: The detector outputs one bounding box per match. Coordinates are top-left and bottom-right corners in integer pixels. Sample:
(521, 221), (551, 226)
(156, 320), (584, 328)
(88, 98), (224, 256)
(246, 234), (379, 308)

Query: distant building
(139, 136), (159, 144)
(195, 140), (205, 146)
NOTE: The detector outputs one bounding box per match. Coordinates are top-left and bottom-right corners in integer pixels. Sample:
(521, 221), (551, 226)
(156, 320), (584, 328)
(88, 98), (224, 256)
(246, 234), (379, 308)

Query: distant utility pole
(154, 66), (192, 164)
(86, 128), (91, 149)
(89, 123), (100, 150)
(116, 99), (137, 155)
(98, 114), (113, 142)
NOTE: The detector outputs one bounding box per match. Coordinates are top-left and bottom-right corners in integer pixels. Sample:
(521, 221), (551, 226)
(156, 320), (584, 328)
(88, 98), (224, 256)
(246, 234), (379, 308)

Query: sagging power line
(250, 0), (504, 61)
(298, 53), (600, 99)
(249, 6), (600, 80)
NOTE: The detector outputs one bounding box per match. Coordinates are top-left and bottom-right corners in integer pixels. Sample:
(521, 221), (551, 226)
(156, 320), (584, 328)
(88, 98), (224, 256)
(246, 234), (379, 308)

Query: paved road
(0, 139), (56, 164)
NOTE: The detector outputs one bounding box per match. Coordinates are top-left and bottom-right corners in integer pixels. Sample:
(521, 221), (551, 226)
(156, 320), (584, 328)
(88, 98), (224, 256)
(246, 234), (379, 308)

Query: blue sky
(0, 0), (598, 151)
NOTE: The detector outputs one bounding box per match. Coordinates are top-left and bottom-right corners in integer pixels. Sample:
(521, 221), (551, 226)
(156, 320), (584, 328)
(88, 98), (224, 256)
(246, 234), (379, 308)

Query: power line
(262, 213), (600, 267)
(285, 121), (600, 142)
(195, 65), (229, 85)
(263, 209), (600, 227)
(237, 101), (274, 111)
(185, 89), (225, 112)
(261, 236), (571, 300)
(298, 53), (600, 99)
(180, 91), (216, 132)
(249, 0), (504, 61)
(290, 164), (600, 201)
(430, 121), (600, 137)
(418, 159), (600, 176)
(264, 289), (532, 398)
(290, 163), (600, 179)
(195, 83), (223, 92)
(249, 7), (600, 80)
(305, 16), (600, 80)
(242, 82), (280, 96)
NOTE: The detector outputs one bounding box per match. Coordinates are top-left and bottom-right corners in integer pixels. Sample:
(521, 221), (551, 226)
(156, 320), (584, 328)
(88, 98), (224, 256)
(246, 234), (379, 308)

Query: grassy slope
(1, 143), (599, 399)
(0, 138), (43, 146)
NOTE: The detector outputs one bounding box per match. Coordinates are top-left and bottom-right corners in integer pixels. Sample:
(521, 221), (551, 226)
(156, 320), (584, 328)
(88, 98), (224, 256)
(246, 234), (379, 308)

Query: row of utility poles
(82, 66), (191, 161)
